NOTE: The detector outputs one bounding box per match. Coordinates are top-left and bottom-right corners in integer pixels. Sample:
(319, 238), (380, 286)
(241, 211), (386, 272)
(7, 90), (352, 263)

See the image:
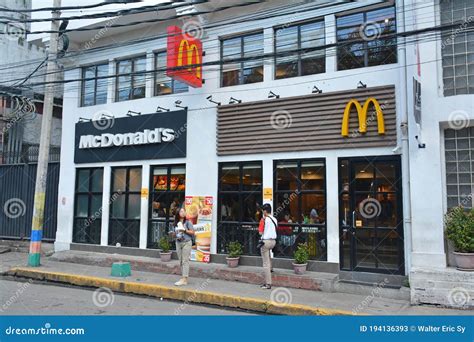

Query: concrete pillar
(326, 155), (339, 263)
(139, 164), (150, 249)
(100, 166), (111, 246)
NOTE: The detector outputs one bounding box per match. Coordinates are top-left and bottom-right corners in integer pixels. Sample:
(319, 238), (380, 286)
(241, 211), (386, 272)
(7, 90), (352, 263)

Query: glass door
(339, 156), (404, 274)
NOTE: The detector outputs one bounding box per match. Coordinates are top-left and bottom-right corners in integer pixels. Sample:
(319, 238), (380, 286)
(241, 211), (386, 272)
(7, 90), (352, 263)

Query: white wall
(56, 1), (407, 268)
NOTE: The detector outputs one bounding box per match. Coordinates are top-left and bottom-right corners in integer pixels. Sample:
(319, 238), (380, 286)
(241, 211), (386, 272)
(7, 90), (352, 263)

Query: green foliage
(294, 243), (310, 264)
(159, 236), (171, 253)
(227, 241), (243, 258)
(445, 206), (474, 253)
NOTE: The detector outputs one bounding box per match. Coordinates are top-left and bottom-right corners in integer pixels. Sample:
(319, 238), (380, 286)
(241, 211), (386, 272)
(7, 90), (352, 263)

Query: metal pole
(28, 0), (61, 267)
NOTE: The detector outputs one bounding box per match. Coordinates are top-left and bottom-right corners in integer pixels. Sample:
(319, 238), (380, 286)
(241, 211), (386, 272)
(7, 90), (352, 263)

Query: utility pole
(28, 0), (61, 267)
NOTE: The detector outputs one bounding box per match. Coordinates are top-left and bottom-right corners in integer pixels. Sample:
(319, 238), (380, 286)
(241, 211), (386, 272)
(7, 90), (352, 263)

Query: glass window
(73, 168), (104, 244)
(275, 21), (325, 79)
(154, 51), (189, 96)
(81, 63), (108, 107)
(217, 162), (262, 255)
(274, 159), (327, 261)
(109, 167), (142, 247)
(221, 33), (264, 87)
(148, 165), (186, 248)
(441, 0), (474, 95)
(337, 6), (397, 70)
(115, 56), (146, 102)
(445, 127), (474, 208)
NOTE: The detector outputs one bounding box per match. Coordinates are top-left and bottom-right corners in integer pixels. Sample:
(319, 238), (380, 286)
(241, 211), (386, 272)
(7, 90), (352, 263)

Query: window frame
(80, 63), (109, 107)
(336, 5), (397, 71)
(220, 31), (264, 87)
(115, 55), (147, 102)
(273, 158), (327, 261)
(109, 166), (142, 247)
(153, 50), (189, 96)
(147, 164), (186, 248)
(273, 19), (326, 79)
(73, 167), (104, 244)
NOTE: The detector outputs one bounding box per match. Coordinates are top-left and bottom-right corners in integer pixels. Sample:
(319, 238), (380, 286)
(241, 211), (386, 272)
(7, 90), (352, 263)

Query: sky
(31, 0), (163, 39)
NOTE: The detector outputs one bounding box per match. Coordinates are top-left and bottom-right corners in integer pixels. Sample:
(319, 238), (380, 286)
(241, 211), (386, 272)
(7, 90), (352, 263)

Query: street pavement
(0, 279), (255, 315)
(0, 252), (471, 315)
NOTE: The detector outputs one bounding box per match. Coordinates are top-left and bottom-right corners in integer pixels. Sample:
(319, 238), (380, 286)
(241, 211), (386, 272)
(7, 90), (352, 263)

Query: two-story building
(54, 0), (473, 307)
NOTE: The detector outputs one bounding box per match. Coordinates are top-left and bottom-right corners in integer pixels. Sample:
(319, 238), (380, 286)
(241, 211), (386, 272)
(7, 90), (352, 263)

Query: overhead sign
(341, 98), (385, 137)
(166, 26), (203, 88)
(74, 110), (187, 163)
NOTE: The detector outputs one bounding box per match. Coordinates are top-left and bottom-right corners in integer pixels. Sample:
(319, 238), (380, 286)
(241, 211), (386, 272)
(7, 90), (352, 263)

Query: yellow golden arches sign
(341, 97), (385, 137)
(177, 39), (202, 80)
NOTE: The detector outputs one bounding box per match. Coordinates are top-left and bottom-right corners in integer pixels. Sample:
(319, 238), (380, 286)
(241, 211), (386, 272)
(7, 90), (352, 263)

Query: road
(0, 279), (255, 315)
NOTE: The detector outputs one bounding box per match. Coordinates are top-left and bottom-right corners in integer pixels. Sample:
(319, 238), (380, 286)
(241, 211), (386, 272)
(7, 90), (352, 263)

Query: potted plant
(226, 241), (243, 268)
(445, 206), (474, 271)
(159, 236), (172, 262)
(293, 243), (309, 274)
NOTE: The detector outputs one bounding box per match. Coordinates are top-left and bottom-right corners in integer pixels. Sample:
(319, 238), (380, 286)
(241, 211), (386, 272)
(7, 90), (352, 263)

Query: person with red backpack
(258, 203), (277, 289)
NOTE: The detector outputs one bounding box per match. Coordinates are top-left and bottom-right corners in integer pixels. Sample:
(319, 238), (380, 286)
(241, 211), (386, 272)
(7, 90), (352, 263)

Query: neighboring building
(54, 0), (472, 308)
(0, 0), (62, 164)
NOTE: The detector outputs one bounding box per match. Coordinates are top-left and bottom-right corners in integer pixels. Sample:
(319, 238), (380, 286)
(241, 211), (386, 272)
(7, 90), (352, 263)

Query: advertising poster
(185, 196), (213, 263)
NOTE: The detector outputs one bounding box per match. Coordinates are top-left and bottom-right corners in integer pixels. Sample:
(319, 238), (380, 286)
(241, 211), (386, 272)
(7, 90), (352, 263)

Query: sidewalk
(0, 251), (470, 315)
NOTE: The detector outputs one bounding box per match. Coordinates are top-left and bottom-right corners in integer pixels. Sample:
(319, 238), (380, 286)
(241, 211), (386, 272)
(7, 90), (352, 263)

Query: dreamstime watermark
(3, 198), (26, 219)
(448, 287), (471, 308)
(359, 21), (382, 41)
(269, 287), (293, 307)
(441, 15), (474, 50)
(0, 280), (33, 313)
(352, 278), (389, 314)
(83, 16), (121, 51)
(359, 198), (382, 219)
(174, 278), (211, 315)
(92, 287), (115, 308)
(448, 110), (470, 130)
(3, 21), (26, 41)
(92, 109), (115, 131)
(84, 191), (121, 228)
(180, 16), (204, 40)
(274, 190), (300, 219)
(270, 110), (292, 130)
(5, 323), (85, 336)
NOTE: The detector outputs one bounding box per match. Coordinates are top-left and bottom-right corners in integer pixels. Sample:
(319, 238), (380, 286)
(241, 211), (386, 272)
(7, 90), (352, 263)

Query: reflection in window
(274, 160), (326, 261)
(73, 168), (103, 244)
(221, 33), (264, 87)
(337, 6), (397, 70)
(154, 51), (188, 96)
(275, 21), (325, 79)
(109, 167), (142, 247)
(81, 63), (108, 107)
(115, 56), (146, 102)
(148, 165), (186, 248)
(218, 162), (262, 255)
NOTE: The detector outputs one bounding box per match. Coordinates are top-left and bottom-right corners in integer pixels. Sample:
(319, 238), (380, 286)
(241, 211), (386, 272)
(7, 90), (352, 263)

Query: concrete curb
(5, 267), (354, 316)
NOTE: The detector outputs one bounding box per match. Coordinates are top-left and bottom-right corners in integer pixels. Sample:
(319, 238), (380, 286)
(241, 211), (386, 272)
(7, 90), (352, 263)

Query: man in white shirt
(260, 203), (277, 289)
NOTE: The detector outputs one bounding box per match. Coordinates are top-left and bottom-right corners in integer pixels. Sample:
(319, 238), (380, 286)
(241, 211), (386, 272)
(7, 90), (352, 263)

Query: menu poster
(185, 196), (213, 263)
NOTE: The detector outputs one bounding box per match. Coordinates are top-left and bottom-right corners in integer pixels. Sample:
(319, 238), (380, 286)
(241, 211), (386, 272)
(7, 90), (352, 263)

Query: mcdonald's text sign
(166, 26), (203, 88)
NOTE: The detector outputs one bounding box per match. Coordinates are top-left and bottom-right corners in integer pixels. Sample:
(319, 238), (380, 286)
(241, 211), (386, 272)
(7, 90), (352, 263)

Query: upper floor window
(275, 21), (325, 79)
(440, 0), (474, 96)
(154, 51), (188, 96)
(337, 6), (397, 71)
(81, 63), (108, 107)
(221, 32), (264, 87)
(115, 56), (146, 102)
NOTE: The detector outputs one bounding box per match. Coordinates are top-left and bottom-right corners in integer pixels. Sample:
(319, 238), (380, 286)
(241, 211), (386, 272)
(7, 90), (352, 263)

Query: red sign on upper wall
(166, 26), (203, 88)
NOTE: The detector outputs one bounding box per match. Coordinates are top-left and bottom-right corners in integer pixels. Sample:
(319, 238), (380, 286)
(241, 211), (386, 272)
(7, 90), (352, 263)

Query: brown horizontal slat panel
(218, 85), (396, 113)
(217, 85), (397, 155)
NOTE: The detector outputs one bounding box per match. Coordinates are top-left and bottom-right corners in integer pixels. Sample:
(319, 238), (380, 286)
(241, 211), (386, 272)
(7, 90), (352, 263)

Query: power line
(0, 0), (440, 73)
(0, 1), (154, 13)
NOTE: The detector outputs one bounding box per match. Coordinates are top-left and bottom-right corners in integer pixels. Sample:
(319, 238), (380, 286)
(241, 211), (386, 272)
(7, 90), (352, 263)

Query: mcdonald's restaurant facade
(55, 0), (468, 299)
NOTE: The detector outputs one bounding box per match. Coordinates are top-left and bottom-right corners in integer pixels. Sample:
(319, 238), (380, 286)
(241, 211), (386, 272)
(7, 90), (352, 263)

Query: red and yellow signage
(341, 98), (385, 137)
(166, 26), (203, 88)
